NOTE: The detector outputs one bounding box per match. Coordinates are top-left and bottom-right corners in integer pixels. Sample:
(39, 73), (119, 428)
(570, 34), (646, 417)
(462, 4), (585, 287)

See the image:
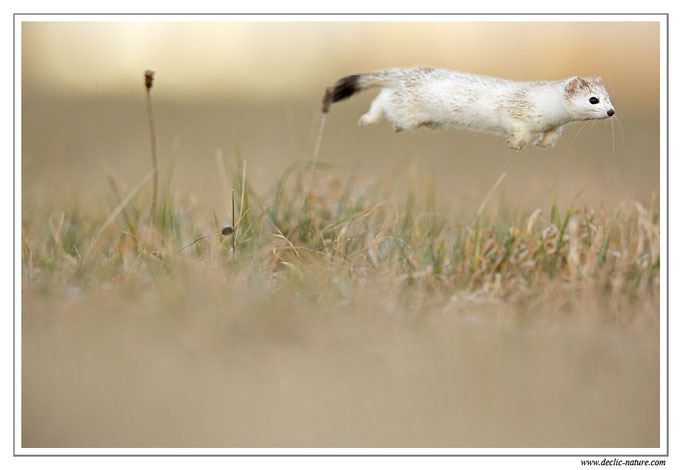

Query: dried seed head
(321, 87), (333, 114)
(221, 225), (234, 236)
(144, 70), (155, 90)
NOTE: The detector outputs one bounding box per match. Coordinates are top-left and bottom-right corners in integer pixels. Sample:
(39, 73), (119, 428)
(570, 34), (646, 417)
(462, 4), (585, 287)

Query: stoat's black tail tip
(323, 74), (361, 113)
(332, 74), (361, 102)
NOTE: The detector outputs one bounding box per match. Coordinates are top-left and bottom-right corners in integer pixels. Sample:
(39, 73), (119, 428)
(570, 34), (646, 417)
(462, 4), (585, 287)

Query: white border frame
(13, 13), (669, 458)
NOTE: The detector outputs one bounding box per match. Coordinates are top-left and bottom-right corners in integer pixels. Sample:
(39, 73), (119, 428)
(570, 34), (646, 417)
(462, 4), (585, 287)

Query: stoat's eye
(589, 97), (599, 104)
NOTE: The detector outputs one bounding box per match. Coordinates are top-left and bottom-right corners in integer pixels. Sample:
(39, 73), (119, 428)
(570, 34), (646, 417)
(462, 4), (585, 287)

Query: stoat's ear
(595, 76), (604, 84)
(565, 76), (589, 94)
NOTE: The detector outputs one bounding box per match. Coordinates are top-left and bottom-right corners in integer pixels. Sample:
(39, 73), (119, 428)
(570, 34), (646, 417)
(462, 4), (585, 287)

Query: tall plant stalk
(144, 70), (158, 223)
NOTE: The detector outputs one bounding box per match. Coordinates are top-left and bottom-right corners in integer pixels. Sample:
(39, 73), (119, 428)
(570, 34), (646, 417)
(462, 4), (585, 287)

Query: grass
(22, 151), (660, 315)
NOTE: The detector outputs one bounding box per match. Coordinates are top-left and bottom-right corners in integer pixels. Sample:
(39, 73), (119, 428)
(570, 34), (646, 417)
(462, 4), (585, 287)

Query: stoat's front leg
(534, 126), (563, 149)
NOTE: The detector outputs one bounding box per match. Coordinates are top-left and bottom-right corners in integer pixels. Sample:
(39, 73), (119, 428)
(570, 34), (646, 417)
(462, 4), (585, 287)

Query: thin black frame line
(13, 12), (668, 15)
(665, 11), (670, 459)
(13, 12), (669, 458)
(13, 453), (673, 457)
(12, 11), (16, 459)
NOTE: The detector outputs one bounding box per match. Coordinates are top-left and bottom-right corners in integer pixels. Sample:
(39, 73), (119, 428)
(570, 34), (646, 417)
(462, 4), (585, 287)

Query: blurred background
(22, 20), (660, 216)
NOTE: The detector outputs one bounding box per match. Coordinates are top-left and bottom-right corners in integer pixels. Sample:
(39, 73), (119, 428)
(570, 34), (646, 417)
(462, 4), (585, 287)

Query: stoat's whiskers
(566, 119), (594, 155)
(614, 115), (625, 148)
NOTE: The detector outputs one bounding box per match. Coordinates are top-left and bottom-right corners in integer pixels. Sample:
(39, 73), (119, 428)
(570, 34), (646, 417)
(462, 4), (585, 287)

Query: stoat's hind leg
(506, 122), (533, 150)
(358, 90), (389, 127)
(534, 126), (563, 149)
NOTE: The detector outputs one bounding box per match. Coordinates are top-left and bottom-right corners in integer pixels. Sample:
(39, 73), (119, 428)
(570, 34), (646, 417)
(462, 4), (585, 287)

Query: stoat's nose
(607, 109), (615, 117)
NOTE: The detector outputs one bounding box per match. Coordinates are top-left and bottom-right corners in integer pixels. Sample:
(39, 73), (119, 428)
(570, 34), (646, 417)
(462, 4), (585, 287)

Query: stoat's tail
(322, 70), (399, 113)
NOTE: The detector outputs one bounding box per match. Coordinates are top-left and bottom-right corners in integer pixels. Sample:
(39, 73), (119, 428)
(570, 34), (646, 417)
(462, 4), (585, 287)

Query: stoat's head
(563, 76), (615, 120)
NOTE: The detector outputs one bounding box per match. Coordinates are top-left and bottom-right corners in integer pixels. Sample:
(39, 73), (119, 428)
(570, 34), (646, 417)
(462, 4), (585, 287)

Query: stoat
(323, 67), (616, 150)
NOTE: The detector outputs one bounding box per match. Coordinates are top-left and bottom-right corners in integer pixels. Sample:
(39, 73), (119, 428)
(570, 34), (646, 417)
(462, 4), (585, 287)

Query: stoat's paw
(534, 135), (559, 149)
(534, 138), (556, 149)
(358, 113), (381, 128)
(505, 136), (526, 151)
(534, 129), (562, 149)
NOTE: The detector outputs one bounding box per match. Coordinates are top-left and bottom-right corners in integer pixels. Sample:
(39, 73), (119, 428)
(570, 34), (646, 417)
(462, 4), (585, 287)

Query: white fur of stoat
(323, 67), (616, 150)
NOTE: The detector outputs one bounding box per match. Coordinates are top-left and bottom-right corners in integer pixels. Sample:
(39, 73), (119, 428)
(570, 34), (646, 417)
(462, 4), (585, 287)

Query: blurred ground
(22, 266), (660, 448)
